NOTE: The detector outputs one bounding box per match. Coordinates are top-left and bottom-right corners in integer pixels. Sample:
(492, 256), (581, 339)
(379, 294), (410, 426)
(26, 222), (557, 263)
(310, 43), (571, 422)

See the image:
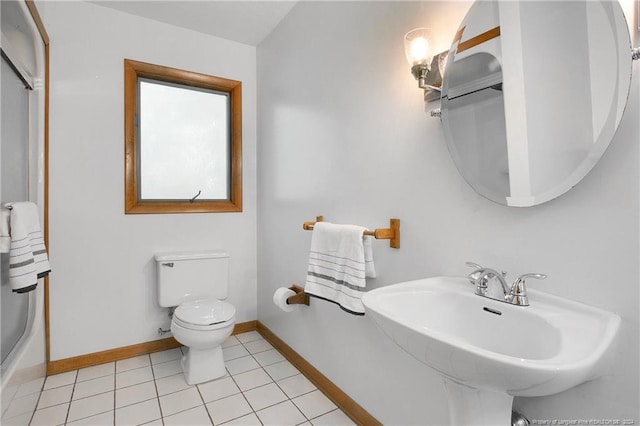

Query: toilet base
(181, 345), (226, 385)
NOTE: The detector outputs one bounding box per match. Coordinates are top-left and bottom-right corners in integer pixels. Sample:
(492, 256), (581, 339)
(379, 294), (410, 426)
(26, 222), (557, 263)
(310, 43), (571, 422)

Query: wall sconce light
(404, 28), (433, 88)
(404, 27), (448, 102)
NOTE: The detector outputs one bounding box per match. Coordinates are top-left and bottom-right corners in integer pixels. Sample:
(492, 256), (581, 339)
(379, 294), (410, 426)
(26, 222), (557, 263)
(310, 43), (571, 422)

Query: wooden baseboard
(47, 337), (181, 375)
(232, 320), (257, 335)
(256, 321), (382, 426)
(47, 320), (258, 375)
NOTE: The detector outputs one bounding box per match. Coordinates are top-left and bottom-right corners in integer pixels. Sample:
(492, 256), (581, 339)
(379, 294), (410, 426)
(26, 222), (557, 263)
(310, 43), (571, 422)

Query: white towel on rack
(5, 201), (51, 293)
(304, 222), (376, 315)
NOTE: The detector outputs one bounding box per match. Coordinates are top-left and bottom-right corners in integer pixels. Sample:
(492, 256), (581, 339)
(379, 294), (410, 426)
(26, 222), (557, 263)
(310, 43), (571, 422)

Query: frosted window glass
(139, 79), (229, 200)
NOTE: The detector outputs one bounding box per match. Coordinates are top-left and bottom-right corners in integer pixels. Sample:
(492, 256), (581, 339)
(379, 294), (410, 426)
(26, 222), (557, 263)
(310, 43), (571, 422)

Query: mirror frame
(124, 59), (242, 214)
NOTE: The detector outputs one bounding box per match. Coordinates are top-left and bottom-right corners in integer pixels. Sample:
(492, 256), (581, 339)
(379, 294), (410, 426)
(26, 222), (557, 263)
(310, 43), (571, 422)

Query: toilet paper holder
(286, 285), (310, 306)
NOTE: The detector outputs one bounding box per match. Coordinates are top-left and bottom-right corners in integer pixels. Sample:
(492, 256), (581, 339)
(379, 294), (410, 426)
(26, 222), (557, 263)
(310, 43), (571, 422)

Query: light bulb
(404, 28), (432, 66)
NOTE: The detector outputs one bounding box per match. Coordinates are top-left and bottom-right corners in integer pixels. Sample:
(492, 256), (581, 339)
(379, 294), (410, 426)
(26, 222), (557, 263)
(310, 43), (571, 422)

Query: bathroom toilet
(155, 250), (236, 385)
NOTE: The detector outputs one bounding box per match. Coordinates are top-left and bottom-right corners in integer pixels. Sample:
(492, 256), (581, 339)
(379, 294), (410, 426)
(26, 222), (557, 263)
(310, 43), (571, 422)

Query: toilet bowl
(171, 299), (236, 385)
(155, 250), (235, 385)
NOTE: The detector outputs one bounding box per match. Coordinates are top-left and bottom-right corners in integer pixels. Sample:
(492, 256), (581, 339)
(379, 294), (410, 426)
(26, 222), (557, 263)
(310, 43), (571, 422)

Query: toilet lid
(174, 299), (235, 326)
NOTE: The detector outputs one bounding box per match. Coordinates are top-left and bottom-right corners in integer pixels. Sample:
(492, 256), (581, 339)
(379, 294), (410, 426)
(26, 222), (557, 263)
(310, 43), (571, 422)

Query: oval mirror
(440, 0), (633, 207)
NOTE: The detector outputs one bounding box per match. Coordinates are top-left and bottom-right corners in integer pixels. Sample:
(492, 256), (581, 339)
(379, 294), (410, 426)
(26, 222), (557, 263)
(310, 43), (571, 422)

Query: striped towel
(6, 202), (51, 293)
(304, 222), (376, 315)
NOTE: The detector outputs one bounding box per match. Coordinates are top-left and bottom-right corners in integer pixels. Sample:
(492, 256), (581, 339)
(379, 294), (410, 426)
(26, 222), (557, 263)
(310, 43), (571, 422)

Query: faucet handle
(465, 262), (484, 285)
(465, 261), (483, 270)
(465, 262), (507, 276)
(510, 273), (547, 306)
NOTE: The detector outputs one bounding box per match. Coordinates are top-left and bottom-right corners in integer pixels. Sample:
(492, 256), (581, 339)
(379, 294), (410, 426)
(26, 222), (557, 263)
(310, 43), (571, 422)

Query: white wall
(257, 1), (639, 424)
(41, 1), (257, 361)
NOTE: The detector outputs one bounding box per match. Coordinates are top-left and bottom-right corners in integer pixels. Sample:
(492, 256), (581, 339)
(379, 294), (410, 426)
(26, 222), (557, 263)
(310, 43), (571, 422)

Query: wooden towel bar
(302, 215), (400, 249)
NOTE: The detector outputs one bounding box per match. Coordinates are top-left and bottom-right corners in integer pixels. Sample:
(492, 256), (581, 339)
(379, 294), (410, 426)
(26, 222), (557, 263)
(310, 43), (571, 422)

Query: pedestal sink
(361, 277), (621, 425)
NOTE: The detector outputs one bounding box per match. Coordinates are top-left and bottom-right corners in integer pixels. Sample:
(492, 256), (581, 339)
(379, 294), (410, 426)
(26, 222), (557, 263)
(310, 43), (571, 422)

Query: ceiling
(91, 1), (298, 46)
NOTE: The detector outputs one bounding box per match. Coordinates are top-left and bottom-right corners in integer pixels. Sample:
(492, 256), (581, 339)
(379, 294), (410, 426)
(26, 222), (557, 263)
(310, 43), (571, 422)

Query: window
(124, 59), (242, 213)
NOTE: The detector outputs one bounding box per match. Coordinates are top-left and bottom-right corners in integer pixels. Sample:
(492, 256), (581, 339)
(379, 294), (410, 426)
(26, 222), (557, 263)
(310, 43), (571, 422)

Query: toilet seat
(174, 299), (236, 331)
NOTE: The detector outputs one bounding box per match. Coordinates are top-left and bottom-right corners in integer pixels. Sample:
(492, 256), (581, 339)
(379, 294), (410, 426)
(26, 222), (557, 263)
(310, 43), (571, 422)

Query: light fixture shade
(404, 28), (432, 66)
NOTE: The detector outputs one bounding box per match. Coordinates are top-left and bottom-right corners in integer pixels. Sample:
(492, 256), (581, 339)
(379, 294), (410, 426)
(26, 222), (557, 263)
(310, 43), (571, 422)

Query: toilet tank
(155, 250), (229, 307)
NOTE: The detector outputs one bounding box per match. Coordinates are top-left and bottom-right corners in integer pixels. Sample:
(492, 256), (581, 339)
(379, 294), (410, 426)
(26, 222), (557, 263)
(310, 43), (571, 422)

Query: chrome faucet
(466, 262), (547, 306)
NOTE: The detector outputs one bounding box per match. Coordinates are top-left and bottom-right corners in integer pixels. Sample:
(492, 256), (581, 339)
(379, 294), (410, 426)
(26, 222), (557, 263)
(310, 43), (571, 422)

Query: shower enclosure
(2, 45), (31, 366)
(0, 1), (48, 424)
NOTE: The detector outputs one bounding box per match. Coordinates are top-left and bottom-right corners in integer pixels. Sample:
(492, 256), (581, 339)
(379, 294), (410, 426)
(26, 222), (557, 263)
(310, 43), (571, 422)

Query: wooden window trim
(124, 59), (242, 214)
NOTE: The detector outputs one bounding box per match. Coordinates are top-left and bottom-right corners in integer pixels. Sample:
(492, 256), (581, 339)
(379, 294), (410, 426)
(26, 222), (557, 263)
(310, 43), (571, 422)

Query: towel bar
(302, 215), (400, 249)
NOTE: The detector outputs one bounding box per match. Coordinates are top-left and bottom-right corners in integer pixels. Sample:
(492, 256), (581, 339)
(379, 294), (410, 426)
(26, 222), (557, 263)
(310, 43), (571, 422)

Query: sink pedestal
(443, 379), (513, 426)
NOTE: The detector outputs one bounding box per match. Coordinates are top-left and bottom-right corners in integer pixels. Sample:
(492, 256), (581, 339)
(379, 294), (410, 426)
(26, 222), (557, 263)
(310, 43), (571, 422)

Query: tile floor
(28, 331), (355, 425)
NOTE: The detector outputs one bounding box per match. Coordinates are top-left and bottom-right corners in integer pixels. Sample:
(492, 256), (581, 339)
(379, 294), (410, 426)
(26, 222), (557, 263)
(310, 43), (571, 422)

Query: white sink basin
(362, 277), (621, 424)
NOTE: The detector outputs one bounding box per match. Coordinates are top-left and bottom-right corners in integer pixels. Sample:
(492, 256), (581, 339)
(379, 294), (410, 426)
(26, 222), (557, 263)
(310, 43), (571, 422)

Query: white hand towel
(5, 202), (51, 293)
(304, 222), (376, 315)
(364, 235), (376, 279)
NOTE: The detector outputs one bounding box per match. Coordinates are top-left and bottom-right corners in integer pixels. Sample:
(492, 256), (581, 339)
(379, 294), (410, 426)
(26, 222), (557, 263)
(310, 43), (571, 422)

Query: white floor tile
(263, 360), (301, 381)
(223, 344), (250, 360)
(68, 410), (114, 425)
(220, 412), (262, 425)
(116, 355), (150, 373)
(115, 380), (157, 409)
(2, 392), (40, 418)
(198, 376), (240, 403)
(225, 355), (260, 375)
(77, 362), (115, 383)
(150, 348), (183, 365)
(67, 391), (114, 422)
(222, 335), (241, 348)
(2, 411), (34, 425)
(72, 375), (114, 400)
(30, 403), (69, 426)
(43, 371), (77, 390)
(155, 373), (191, 396)
(243, 339), (274, 354)
(36, 384), (73, 409)
(163, 405), (212, 425)
(243, 382), (288, 411)
(253, 349), (286, 367)
(158, 387), (203, 417)
(310, 408), (356, 426)
(233, 368), (273, 392)
(3, 383), (19, 409)
(235, 331), (263, 344)
(292, 390), (337, 420)
(115, 398), (161, 425)
(115, 366), (154, 389)
(14, 377), (46, 398)
(140, 419), (164, 426)
(205, 393), (252, 425)
(256, 400), (307, 426)
(278, 374), (316, 399)
(152, 359), (182, 379)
